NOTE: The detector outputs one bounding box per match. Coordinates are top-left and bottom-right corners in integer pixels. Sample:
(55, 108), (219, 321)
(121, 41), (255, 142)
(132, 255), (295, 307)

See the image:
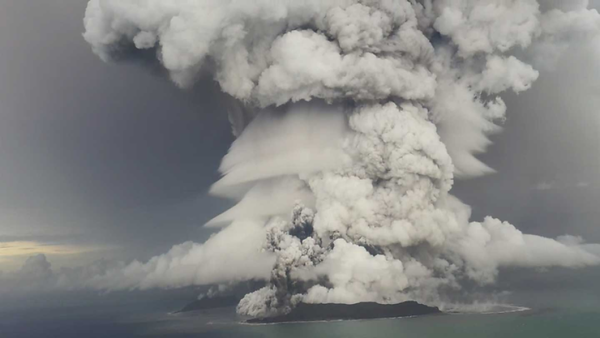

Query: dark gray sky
(454, 39), (600, 243)
(0, 0), (234, 269)
(0, 0), (599, 270)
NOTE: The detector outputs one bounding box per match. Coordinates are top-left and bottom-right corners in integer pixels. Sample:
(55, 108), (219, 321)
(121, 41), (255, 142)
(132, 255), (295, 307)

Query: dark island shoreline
(246, 301), (442, 324)
(175, 297), (442, 323)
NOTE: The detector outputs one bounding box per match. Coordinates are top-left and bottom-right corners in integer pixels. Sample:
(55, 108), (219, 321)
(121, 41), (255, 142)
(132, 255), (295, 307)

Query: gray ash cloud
(71, 0), (600, 317)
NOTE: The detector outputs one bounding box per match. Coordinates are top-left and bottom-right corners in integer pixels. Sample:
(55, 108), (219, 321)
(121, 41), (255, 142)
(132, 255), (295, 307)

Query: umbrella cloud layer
(51, 0), (600, 316)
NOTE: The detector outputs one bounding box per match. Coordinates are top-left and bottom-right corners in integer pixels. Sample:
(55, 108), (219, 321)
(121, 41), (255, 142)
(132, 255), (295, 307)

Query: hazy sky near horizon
(1, 0), (600, 272)
(0, 0), (235, 270)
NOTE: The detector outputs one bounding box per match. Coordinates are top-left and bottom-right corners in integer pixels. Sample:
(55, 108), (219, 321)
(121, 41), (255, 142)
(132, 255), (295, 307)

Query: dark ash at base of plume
(246, 301), (441, 323)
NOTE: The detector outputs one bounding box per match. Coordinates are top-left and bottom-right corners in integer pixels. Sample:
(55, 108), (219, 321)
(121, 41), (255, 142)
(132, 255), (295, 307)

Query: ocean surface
(1, 272), (599, 338)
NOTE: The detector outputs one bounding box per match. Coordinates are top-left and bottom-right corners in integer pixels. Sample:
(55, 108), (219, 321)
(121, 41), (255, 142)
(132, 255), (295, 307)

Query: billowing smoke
(78, 0), (600, 316)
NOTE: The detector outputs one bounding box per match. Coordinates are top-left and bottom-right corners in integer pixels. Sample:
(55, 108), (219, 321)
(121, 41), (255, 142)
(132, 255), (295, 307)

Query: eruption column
(81, 0), (600, 316)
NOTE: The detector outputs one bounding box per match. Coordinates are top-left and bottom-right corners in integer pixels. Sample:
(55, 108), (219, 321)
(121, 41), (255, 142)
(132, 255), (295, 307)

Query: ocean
(1, 272), (599, 338)
(2, 303), (599, 338)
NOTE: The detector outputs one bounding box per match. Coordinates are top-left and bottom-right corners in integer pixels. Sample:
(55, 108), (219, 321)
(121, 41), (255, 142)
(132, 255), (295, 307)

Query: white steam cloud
(61, 0), (600, 317)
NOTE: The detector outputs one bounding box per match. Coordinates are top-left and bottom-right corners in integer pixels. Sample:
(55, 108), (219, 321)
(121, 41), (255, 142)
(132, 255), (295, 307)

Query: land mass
(247, 301), (441, 323)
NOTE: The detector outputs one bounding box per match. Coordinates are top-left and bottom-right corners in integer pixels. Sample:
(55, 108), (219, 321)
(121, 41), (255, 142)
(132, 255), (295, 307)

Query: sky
(454, 38), (600, 243)
(0, 0), (235, 270)
(0, 0), (599, 277)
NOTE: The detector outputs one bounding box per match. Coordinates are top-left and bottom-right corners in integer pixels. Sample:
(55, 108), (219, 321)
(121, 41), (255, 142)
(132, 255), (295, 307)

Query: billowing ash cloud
(78, 0), (600, 316)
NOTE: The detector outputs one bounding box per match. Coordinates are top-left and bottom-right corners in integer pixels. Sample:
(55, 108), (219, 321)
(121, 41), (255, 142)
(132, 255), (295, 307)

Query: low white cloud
(0, 220), (275, 295)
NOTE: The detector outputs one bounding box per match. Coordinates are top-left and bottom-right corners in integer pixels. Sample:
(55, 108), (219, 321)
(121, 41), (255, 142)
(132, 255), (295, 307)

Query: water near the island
(1, 272), (599, 338)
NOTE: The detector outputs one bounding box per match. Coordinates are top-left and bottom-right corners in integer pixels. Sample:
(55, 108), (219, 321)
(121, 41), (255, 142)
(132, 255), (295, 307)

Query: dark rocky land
(247, 301), (442, 323)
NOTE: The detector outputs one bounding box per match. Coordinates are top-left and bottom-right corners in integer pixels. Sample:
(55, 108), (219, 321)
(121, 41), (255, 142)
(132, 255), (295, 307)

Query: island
(247, 301), (441, 323)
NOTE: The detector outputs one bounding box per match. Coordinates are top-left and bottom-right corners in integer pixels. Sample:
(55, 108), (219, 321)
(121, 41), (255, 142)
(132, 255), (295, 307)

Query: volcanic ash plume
(83, 0), (600, 316)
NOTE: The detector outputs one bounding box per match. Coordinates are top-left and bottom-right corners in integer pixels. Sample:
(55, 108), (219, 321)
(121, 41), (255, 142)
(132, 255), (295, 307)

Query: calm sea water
(1, 278), (599, 338)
